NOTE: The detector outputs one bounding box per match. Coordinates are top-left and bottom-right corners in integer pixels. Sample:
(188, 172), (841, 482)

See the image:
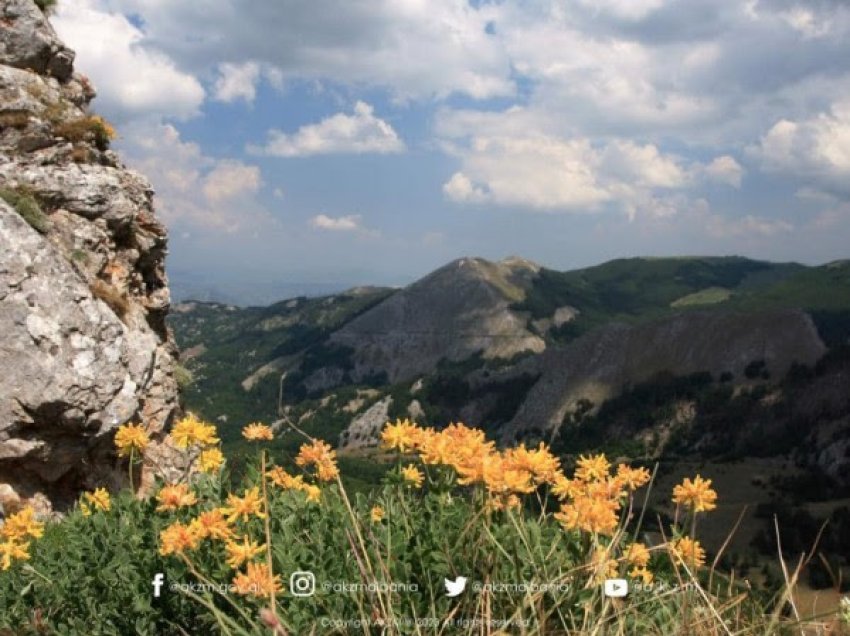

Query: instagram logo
(290, 571), (316, 597)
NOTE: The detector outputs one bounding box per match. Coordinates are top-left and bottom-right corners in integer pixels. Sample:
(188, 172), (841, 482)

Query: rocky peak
(330, 256), (545, 383)
(0, 0), (181, 513)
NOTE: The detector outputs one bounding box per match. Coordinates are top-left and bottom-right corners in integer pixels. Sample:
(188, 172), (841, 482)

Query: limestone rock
(0, 0), (74, 81)
(0, 0), (180, 512)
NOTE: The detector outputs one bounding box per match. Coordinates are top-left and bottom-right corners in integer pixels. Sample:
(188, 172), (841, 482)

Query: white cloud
(751, 100), (850, 193)
(442, 136), (610, 210)
(213, 61), (261, 103)
(52, 0), (204, 121)
(309, 214), (379, 237)
(310, 214), (362, 231)
(703, 155), (744, 187)
(121, 123), (272, 233)
(202, 161), (262, 202)
(250, 102), (404, 157)
(85, 0), (513, 101)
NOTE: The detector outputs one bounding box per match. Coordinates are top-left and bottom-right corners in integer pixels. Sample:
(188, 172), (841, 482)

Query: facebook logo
(152, 573), (165, 598)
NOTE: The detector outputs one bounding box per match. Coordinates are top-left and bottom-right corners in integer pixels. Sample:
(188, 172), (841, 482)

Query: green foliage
(0, 456), (771, 635)
(0, 492), (213, 634)
(0, 187), (49, 233)
(174, 364), (194, 390)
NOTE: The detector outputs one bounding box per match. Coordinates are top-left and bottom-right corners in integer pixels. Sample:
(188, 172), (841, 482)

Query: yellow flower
(672, 475), (718, 513)
(624, 542), (650, 568)
(0, 538), (30, 571)
(401, 464), (424, 488)
(1, 507), (43, 541)
(198, 448), (225, 474)
(222, 486), (265, 522)
(156, 483), (198, 511)
(575, 454), (611, 483)
(554, 496), (620, 536)
(380, 418), (420, 452)
(550, 475), (583, 501)
(504, 443), (561, 484)
(83, 488), (111, 512)
(159, 522), (201, 556)
(295, 439), (339, 482)
(370, 505), (385, 523)
(233, 561), (282, 597)
(242, 423), (274, 441)
(670, 537), (706, 568)
(169, 414), (219, 449)
(156, 483), (198, 512)
(190, 508), (232, 541)
(266, 467), (304, 490)
(225, 536), (265, 569)
(304, 484), (321, 503)
(114, 423), (149, 457)
(616, 464), (652, 491)
(629, 566), (654, 585)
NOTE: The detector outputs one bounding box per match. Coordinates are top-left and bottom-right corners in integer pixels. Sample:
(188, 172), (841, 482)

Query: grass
(671, 287), (733, 308)
(1, 416), (846, 634)
(0, 187), (50, 233)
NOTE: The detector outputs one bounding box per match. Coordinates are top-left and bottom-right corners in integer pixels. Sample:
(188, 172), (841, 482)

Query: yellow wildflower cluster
(116, 414), (225, 475)
(156, 483), (198, 512)
(242, 423), (274, 441)
(381, 420), (566, 507)
(672, 475), (718, 513)
(222, 486), (266, 523)
(551, 456), (651, 536)
(0, 507), (43, 571)
(295, 439), (340, 482)
(170, 413), (220, 450)
(114, 423), (149, 457)
(80, 488), (111, 517)
(266, 467), (321, 503)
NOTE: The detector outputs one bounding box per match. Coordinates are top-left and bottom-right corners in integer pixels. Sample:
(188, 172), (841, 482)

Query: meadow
(1, 415), (848, 635)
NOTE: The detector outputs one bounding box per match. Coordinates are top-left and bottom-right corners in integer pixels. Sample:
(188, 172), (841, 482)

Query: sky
(52, 0), (850, 304)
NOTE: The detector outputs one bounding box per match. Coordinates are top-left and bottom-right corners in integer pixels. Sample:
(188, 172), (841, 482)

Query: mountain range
(169, 255), (850, 453)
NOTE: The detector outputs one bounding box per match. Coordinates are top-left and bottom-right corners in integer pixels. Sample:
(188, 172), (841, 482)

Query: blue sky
(52, 0), (850, 303)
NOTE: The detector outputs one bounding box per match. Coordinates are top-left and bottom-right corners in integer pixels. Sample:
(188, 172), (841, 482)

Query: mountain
(0, 0), (179, 513)
(168, 255), (850, 453)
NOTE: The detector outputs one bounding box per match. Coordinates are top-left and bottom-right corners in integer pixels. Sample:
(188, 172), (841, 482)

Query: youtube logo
(603, 578), (628, 598)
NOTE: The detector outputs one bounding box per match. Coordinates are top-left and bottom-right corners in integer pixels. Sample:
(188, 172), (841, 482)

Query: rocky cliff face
(0, 0), (180, 513)
(330, 257), (545, 383)
(498, 308), (827, 441)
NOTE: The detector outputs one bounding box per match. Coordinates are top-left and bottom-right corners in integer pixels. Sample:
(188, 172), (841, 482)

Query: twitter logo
(444, 576), (467, 597)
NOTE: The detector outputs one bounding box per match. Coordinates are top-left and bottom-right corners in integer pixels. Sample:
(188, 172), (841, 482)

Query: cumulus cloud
(309, 214), (378, 237)
(250, 102), (404, 157)
(702, 155), (745, 187)
(202, 161), (262, 202)
(213, 62), (261, 103)
(83, 0), (513, 100)
(750, 100), (850, 193)
(52, 0), (204, 121)
(120, 123), (272, 233)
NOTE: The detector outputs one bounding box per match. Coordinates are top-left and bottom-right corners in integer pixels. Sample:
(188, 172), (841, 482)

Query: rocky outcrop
(331, 257), (545, 383)
(0, 0), (180, 511)
(498, 309), (827, 441)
